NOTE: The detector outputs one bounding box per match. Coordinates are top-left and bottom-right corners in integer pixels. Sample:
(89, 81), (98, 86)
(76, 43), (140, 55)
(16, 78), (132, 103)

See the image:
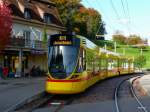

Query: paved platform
(0, 77), (46, 112)
(136, 74), (150, 96)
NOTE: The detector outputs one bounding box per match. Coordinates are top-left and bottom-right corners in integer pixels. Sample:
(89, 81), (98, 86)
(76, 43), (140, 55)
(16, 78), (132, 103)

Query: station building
(0, 0), (65, 77)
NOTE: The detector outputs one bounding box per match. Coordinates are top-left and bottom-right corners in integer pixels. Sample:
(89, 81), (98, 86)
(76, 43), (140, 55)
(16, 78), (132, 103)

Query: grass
(92, 39), (150, 68)
(116, 45), (150, 68)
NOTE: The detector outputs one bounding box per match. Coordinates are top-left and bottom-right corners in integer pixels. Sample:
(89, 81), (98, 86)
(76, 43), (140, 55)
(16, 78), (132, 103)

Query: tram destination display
(50, 35), (73, 46)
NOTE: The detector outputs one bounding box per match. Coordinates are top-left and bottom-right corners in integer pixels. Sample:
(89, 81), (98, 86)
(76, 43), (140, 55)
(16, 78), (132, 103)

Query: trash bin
(8, 72), (15, 78)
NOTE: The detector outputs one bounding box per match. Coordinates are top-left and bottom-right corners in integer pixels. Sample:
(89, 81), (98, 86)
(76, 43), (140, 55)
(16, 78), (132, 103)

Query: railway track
(14, 94), (75, 112)
(42, 95), (75, 112)
(115, 76), (148, 112)
(12, 73), (144, 112)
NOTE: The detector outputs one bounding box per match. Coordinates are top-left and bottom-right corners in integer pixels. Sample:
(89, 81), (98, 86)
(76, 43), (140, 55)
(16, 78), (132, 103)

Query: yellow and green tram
(45, 34), (134, 94)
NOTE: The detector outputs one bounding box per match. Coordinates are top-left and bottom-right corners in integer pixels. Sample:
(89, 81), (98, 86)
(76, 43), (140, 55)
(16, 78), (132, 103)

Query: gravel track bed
(72, 75), (139, 104)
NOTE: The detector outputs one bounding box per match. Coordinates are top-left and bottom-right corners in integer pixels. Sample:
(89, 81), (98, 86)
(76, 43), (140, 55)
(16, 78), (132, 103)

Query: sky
(81, 0), (150, 42)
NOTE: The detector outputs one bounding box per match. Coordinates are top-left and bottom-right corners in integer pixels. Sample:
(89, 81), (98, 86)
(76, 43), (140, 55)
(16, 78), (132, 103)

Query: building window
(43, 13), (51, 24)
(24, 8), (31, 19)
(23, 31), (31, 47)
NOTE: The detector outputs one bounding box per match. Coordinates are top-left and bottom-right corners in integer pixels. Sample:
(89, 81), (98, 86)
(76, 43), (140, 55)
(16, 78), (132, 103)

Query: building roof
(5, 0), (65, 30)
(33, 0), (55, 6)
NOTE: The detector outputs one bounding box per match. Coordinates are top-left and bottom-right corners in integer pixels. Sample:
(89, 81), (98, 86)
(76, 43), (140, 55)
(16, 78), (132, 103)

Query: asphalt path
(0, 77), (45, 112)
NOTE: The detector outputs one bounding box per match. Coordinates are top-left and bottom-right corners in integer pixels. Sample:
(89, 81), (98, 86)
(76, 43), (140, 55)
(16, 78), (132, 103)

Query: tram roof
(77, 35), (97, 49)
(100, 48), (121, 56)
(78, 35), (121, 56)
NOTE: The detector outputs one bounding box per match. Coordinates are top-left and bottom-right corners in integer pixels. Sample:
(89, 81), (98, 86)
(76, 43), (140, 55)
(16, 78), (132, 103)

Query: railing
(8, 38), (47, 49)
(9, 37), (25, 47)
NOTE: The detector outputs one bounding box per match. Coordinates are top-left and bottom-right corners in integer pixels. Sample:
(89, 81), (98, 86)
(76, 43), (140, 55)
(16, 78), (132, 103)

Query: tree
(0, 2), (12, 50)
(127, 35), (143, 45)
(75, 6), (105, 40)
(112, 33), (127, 45)
(134, 55), (146, 70)
(52, 0), (81, 33)
(52, 0), (105, 40)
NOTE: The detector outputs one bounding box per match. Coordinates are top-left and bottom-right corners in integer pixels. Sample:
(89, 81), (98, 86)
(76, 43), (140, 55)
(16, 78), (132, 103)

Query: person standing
(0, 64), (3, 79)
(29, 65), (35, 77)
(3, 67), (8, 79)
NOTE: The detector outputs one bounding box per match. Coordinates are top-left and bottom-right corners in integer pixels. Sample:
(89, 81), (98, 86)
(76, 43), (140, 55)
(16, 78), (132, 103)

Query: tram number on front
(52, 36), (72, 46)
(59, 36), (66, 41)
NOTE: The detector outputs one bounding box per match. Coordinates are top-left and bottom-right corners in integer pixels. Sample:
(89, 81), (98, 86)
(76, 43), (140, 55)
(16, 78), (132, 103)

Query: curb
(130, 76), (148, 97)
(4, 91), (46, 112)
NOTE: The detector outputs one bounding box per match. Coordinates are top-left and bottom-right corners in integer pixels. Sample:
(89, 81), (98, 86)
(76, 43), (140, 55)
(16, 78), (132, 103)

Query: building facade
(0, 0), (65, 77)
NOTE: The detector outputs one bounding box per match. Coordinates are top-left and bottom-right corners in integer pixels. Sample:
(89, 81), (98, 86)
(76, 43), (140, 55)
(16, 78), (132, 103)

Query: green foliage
(134, 55), (146, 69)
(92, 40), (114, 49)
(52, 0), (105, 40)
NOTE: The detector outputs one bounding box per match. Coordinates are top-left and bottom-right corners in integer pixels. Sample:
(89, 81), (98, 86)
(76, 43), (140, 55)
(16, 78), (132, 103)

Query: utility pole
(114, 41), (116, 53)
(123, 48), (126, 55)
(104, 44), (107, 51)
(140, 48), (143, 55)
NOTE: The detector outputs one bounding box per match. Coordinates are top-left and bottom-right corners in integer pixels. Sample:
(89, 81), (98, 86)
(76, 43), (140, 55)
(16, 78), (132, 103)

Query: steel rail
(47, 95), (75, 112)
(114, 78), (129, 112)
(115, 75), (148, 112)
(130, 77), (148, 112)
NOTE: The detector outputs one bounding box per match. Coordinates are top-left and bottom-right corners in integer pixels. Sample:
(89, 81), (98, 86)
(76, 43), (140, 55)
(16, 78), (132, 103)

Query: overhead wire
(120, 0), (127, 18)
(85, 0), (136, 38)
(124, 0), (131, 22)
(124, 0), (139, 35)
(121, 0), (142, 36)
(109, 0), (131, 35)
(109, 0), (120, 20)
(84, 0), (105, 37)
(85, 0), (145, 40)
(108, 0), (130, 36)
(120, 0), (131, 35)
(125, 0), (146, 37)
(95, 0), (116, 31)
(85, 0), (116, 38)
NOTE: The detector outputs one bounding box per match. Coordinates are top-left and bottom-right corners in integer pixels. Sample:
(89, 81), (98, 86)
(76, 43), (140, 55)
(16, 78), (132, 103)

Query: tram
(45, 34), (134, 94)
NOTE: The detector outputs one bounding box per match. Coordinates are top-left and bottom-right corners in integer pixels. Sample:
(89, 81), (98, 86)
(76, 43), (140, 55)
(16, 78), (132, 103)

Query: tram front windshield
(48, 46), (79, 79)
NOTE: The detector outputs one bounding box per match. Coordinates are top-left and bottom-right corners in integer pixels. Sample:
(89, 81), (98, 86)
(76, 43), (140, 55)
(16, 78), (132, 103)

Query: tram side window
(101, 58), (107, 70)
(108, 59), (113, 70)
(76, 49), (86, 72)
(123, 60), (128, 69)
(118, 59), (124, 70)
(83, 50), (86, 70)
(98, 58), (101, 71)
(86, 50), (95, 72)
(119, 60), (123, 68)
(112, 60), (118, 69)
(94, 58), (100, 72)
(86, 59), (93, 71)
